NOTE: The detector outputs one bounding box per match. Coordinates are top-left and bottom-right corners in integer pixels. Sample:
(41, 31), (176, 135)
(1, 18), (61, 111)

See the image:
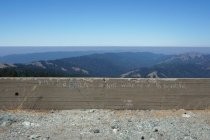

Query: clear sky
(0, 0), (210, 47)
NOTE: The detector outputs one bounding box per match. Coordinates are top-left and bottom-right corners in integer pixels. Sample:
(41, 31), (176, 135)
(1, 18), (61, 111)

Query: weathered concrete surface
(0, 78), (210, 110)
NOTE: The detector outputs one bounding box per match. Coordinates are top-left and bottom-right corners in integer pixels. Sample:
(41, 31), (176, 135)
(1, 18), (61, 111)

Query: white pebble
(182, 114), (191, 118)
(113, 128), (118, 134)
(22, 121), (40, 128)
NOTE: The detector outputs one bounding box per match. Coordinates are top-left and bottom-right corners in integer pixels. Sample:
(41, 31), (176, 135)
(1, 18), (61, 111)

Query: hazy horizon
(1, 46), (210, 56)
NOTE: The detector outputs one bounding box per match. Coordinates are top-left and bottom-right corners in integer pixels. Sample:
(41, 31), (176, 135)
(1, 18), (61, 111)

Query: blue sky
(0, 0), (210, 46)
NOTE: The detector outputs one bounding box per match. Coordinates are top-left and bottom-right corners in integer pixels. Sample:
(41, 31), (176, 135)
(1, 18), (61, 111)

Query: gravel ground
(0, 109), (210, 140)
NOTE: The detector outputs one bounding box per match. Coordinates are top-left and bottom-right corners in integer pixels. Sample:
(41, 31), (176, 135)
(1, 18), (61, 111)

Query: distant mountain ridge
(1, 47), (210, 63)
(122, 53), (210, 78)
(0, 51), (105, 63)
(0, 52), (210, 78)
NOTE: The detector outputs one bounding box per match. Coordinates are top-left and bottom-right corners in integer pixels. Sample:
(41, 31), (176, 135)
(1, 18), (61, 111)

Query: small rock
(113, 128), (118, 134)
(28, 134), (41, 140)
(111, 125), (120, 134)
(22, 121), (40, 128)
(111, 125), (120, 130)
(128, 119), (132, 122)
(183, 136), (194, 140)
(89, 109), (95, 113)
(93, 129), (100, 133)
(154, 128), (158, 132)
(43, 136), (50, 140)
(111, 126), (116, 129)
(22, 121), (31, 127)
(182, 113), (191, 118)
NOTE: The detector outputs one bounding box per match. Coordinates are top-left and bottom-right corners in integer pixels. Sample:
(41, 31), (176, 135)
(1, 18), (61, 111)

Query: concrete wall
(0, 78), (210, 110)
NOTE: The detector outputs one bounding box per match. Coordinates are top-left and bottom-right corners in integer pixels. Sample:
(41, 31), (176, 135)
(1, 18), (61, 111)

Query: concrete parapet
(0, 78), (210, 110)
